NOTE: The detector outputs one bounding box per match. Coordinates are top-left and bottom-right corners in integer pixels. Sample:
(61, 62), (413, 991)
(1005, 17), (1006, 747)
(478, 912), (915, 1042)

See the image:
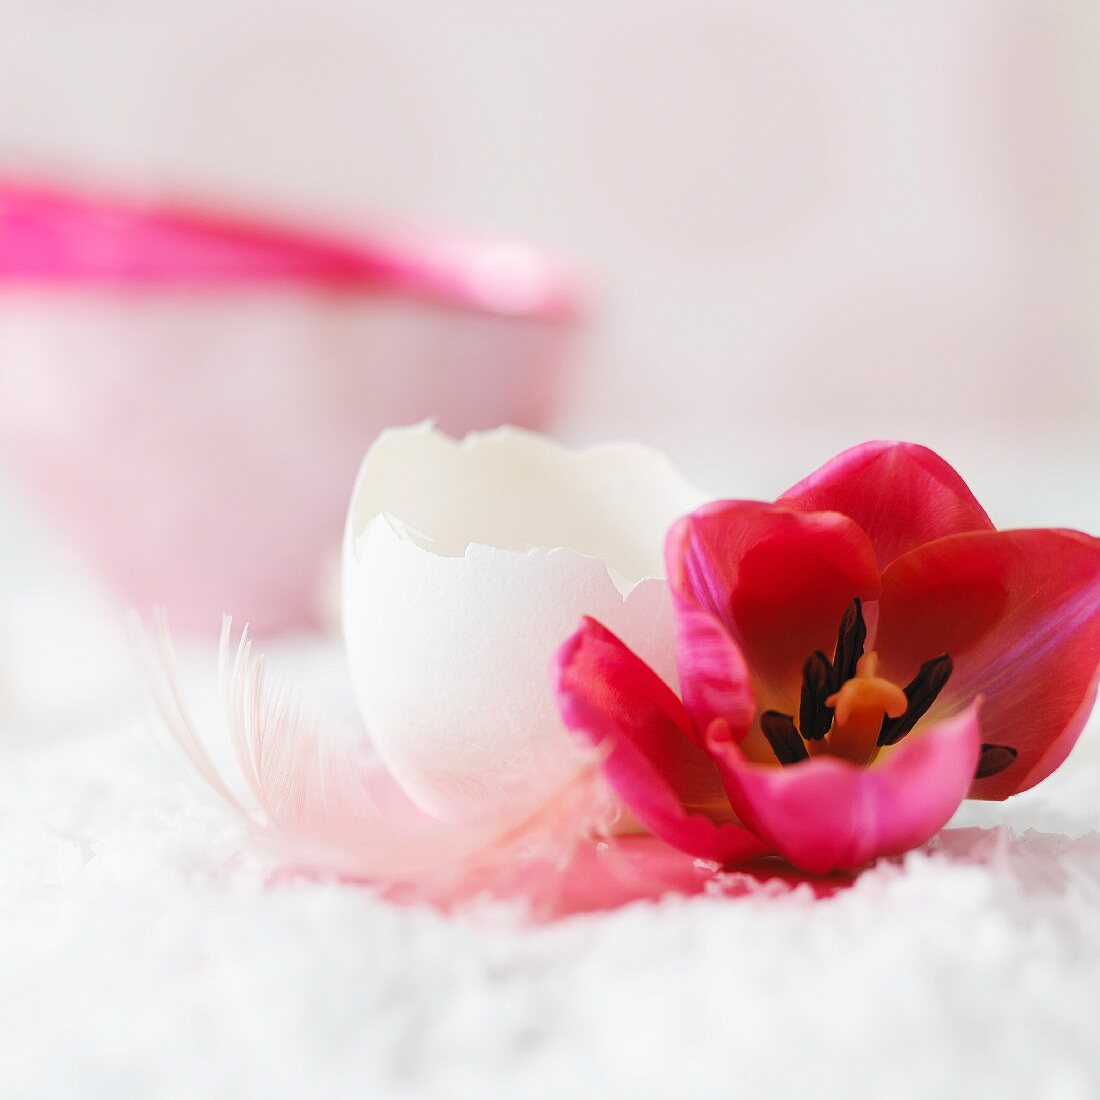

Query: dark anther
(760, 711), (810, 766)
(799, 650), (834, 741)
(975, 744), (1017, 780)
(831, 598), (867, 690)
(877, 654), (953, 746)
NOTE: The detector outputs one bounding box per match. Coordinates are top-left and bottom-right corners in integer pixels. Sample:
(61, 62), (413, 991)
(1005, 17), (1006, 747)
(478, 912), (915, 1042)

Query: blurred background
(0, 0), (1097, 710)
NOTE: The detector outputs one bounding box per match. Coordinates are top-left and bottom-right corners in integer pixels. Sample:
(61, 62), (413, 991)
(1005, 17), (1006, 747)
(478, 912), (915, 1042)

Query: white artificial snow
(1, 630), (1098, 1100)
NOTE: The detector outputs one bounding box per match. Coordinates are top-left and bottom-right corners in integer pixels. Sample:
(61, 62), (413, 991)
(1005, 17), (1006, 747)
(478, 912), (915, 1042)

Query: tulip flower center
(823, 652), (907, 764)
(758, 598), (957, 768)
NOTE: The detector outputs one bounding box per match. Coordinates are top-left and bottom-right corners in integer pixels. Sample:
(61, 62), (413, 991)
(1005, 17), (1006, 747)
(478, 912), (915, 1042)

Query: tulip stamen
(760, 711), (810, 766)
(799, 650), (833, 741)
(831, 597), (867, 688)
(976, 744), (1017, 779)
(877, 654), (953, 747)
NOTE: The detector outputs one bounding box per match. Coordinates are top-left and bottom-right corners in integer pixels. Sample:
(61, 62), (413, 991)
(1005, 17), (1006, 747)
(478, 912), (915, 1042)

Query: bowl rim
(0, 176), (581, 320)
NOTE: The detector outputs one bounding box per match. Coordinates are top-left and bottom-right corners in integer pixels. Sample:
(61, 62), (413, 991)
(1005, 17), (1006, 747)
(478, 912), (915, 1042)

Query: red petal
(666, 502), (880, 714)
(704, 704), (982, 874)
(779, 441), (995, 570)
(552, 617), (768, 864)
(876, 529), (1100, 799)
(668, 588), (757, 744)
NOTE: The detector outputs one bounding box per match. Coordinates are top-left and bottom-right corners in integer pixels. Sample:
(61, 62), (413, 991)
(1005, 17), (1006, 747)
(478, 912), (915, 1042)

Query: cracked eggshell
(342, 424), (708, 827)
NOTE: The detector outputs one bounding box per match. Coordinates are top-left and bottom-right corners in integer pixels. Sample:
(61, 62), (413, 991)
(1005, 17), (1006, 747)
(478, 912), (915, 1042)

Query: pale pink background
(0, 0), (1097, 535)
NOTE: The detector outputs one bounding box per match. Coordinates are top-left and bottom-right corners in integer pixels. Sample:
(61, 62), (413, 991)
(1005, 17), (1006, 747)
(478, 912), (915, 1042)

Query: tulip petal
(778, 441), (995, 569)
(667, 589), (757, 745)
(666, 502), (881, 713)
(704, 704), (982, 874)
(876, 529), (1100, 799)
(553, 617), (769, 864)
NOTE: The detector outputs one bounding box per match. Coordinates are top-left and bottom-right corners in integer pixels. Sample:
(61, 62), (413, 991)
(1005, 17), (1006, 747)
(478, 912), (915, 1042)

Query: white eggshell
(342, 424), (706, 827)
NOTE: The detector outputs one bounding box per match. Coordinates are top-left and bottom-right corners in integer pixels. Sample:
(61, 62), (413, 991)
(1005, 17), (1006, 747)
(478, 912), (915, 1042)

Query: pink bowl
(0, 180), (582, 634)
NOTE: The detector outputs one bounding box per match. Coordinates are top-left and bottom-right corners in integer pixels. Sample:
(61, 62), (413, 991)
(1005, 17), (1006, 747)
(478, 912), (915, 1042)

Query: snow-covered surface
(1, 608), (1099, 1100)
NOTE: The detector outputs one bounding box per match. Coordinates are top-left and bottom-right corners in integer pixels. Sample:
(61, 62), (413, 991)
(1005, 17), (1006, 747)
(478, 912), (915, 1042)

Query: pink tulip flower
(554, 442), (1100, 875)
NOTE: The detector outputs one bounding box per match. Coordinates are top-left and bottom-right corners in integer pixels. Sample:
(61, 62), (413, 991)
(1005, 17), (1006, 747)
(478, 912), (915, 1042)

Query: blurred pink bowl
(0, 179), (582, 634)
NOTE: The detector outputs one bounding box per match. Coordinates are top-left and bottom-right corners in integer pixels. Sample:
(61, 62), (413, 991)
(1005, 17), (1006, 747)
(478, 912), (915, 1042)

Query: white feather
(131, 613), (615, 902)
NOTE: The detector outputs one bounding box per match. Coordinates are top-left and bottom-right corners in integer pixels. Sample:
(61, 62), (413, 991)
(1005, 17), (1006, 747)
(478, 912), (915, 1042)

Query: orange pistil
(756, 598), (954, 769)
(824, 652), (907, 765)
